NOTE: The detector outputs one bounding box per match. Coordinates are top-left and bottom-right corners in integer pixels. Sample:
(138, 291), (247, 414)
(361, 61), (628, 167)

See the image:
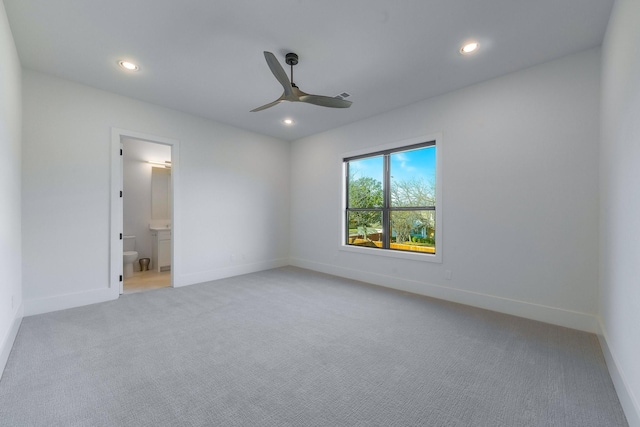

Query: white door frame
(110, 128), (180, 296)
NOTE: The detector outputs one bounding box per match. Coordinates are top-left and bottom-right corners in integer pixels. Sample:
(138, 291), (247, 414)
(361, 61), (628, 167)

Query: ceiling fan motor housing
(285, 52), (298, 66)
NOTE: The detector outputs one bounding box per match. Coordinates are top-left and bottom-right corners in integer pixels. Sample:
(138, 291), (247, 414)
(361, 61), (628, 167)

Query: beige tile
(123, 269), (171, 294)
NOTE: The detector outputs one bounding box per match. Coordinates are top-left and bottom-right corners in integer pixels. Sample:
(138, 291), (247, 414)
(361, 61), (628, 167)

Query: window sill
(339, 243), (442, 263)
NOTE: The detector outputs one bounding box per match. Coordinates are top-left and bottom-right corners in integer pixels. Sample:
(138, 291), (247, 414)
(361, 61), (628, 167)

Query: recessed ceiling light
(118, 60), (139, 71)
(460, 42), (479, 54)
(283, 118), (294, 126)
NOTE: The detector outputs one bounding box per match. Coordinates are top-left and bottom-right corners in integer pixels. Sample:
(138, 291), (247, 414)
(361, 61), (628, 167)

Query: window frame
(340, 133), (442, 263)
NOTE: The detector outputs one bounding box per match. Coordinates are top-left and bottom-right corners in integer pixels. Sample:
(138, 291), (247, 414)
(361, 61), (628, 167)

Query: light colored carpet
(0, 267), (628, 426)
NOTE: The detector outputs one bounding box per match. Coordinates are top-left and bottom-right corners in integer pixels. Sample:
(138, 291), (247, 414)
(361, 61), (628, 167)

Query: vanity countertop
(150, 226), (171, 231)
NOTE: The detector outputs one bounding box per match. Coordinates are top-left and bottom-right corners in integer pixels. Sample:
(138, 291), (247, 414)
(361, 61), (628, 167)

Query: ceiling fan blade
(250, 96), (285, 112)
(263, 51), (293, 97)
(299, 94), (352, 108)
(253, 52), (352, 111)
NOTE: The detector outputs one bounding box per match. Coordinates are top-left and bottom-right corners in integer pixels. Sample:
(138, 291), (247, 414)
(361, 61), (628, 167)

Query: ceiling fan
(251, 51), (352, 112)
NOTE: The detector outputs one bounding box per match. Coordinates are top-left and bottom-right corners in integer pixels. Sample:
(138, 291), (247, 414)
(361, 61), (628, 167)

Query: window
(344, 139), (438, 258)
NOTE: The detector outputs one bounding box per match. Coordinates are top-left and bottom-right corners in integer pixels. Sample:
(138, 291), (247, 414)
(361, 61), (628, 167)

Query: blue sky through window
(348, 146), (435, 185)
(349, 156), (383, 184)
(390, 146), (435, 183)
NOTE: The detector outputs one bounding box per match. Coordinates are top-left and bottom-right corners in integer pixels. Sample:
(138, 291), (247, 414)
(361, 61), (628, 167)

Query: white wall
(599, 0), (640, 424)
(290, 48), (601, 332)
(22, 69), (290, 315)
(0, 0), (23, 375)
(123, 138), (171, 266)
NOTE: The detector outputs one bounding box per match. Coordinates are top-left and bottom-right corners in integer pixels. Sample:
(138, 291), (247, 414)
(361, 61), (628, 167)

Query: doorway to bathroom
(110, 128), (180, 296)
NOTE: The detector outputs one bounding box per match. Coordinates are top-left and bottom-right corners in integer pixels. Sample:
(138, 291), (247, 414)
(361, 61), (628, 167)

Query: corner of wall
(0, 0), (24, 382)
(597, 317), (640, 427)
(0, 303), (23, 380)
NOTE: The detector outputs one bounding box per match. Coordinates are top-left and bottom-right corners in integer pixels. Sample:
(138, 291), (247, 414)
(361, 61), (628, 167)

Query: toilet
(123, 236), (139, 279)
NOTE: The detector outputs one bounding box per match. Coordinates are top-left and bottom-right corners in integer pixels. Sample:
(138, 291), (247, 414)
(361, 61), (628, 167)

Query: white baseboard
(290, 257), (598, 333)
(175, 258), (290, 288)
(598, 319), (640, 427)
(23, 259), (289, 316)
(24, 288), (118, 316)
(0, 302), (23, 380)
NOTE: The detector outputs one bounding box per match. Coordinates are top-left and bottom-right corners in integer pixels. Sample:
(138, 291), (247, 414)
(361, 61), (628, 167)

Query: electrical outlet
(444, 270), (452, 280)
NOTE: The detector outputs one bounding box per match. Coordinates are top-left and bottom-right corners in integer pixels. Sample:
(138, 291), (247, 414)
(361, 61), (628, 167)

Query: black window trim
(344, 139), (437, 253)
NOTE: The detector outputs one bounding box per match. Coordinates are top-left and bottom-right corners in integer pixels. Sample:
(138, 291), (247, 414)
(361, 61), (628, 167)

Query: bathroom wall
(22, 69), (291, 315)
(122, 137), (171, 269)
(0, 0), (23, 375)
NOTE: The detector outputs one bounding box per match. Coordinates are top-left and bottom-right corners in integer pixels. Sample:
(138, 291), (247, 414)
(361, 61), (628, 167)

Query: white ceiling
(122, 137), (171, 164)
(5, 0), (613, 141)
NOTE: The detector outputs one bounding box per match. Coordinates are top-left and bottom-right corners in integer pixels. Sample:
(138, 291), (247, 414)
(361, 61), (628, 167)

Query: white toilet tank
(123, 236), (136, 251)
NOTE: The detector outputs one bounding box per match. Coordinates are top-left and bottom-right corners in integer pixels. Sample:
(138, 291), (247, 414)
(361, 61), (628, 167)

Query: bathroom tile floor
(123, 269), (171, 294)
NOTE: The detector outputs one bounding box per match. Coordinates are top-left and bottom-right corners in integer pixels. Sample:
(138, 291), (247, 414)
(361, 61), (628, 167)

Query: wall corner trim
(598, 318), (640, 427)
(0, 304), (24, 380)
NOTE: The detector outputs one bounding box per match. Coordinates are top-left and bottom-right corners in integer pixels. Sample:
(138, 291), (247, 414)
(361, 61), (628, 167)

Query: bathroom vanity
(150, 227), (171, 272)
